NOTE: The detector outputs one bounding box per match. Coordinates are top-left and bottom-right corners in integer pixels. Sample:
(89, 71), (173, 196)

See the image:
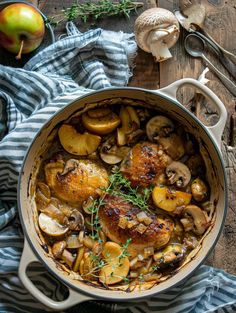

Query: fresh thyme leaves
(152, 264), (160, 271)
(91, 254), (106, 269)
(88, 170), (152, 241)
(87, 197), (104, 240)
(122, 276), (130, 283)
(106, 171), (153, 211)
(119, 238), (132, 260)
(46, 0), (143, 27)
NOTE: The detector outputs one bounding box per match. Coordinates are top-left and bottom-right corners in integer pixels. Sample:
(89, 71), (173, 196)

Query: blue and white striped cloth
(0, 22), (236, 313)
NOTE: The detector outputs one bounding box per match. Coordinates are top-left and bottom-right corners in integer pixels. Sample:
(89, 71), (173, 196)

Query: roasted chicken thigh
(99, 195), (174, 257)
(45, 158), (109, 206)
(120, 142), (171, 187)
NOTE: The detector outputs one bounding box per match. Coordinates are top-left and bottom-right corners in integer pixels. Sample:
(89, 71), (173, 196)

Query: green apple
(0, 3), (45, 57)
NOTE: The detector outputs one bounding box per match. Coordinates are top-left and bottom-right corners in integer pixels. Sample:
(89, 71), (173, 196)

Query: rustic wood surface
(1, 0), (235, 274)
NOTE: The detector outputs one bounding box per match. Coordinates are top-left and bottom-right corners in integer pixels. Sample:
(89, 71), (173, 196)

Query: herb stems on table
(46, 0), (143, 26)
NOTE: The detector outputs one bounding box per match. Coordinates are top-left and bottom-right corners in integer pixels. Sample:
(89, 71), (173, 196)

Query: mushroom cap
(183, 205), (208, 235)
(52, 240), (67, 258)
(100, 135), (131, 165)
(146, 115), (174, 141)
(166, 161), (191, 188)
(134, 8), (180, 53)
(38, 213), (69, 237)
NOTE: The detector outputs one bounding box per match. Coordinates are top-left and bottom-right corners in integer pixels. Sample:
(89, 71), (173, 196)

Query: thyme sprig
(88, 170), (153, 241)
(119, 238), (132, 260)
(46, 0), (143, 26)
(106, 171), (153, 211)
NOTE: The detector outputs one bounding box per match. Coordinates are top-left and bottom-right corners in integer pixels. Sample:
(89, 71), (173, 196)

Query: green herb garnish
(119, 238), (132, 260)
(46, 0), (143, 26)
(106, 171), (153, 211)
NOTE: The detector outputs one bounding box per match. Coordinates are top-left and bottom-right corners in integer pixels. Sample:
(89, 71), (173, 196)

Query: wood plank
(159, 0), (236, 274)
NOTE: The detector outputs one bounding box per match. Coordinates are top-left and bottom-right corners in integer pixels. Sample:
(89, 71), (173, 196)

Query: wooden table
(1, 0), (236, 275)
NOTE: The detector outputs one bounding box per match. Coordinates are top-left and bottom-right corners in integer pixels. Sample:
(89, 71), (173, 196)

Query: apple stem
(15, 40), (24, 60)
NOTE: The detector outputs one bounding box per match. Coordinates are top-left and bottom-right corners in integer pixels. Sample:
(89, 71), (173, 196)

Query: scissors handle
(191, 29), (236, 79)
(201, 54), (236, 97)
(202, 29), (236, 65)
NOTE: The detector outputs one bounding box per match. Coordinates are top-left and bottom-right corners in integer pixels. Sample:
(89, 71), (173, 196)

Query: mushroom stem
(16, 40), (24, 60)
(147, 25), (179, 62)
(151, 42), (172, 62)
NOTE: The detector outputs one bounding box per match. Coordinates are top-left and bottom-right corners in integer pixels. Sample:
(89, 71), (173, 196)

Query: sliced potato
(119, 106), (133, 133)
(82, 108), (120, 135)
(117, 106), (140, 146)
(38, 213), (69, 236)
(73, 246), (85, 272)
(152, 187), (192, 212)
(126, 106), (140, 128)
(58, 124), (101, 156)
(99, 242), (130, 285)
(117, 127), (127, 146)
(80, 252), (94, 280)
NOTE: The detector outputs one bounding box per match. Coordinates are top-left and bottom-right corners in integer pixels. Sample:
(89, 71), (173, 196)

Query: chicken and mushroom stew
(35, 100), (214, 291)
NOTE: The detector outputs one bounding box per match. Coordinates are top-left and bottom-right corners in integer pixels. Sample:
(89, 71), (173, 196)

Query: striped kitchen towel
(0, 22), (236, 313)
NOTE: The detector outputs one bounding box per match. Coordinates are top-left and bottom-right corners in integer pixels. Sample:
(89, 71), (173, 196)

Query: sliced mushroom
(61, 249), (76, 269)
(183, 205), (208, 235)
(180, 216), (194, 232)
(35, 182), (51, 210)
(126, 129), (145, 145)
(201, 201), (214, 213)
(183, 233), (198, 250)
(67, 235), (82, 249)
(117, 106), (140, 146)
(68, 210), (84, 230)
(82, 196), (94, 214)
(35, 190), (50, 210)
(158, 133), (185, 160)
(191, 178), (208, 202)
(38, 213), (69, 237)
(100, 136), (130, 164)
(37, 182), (51, 199)
(42, 203), (68, 225)
(52, 240), (67, 258)
(153, 244), (185, 266)
(135, 8), (180, 62)
(166, 161), (191, 188)
(59, 159), (79, 176)
(146, 116), (174, 141)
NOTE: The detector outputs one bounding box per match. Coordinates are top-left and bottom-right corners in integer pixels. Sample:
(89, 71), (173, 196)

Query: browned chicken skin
(45, 158), (109, 207)
(99, 195), (174, 257)
(120, 142), (171, 188)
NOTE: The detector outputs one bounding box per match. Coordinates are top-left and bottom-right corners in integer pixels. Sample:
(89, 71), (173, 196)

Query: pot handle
(157, 78), (227, 149)
(19, 238), (91, 311)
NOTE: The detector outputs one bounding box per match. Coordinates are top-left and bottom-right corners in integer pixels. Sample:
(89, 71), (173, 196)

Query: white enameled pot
(18, 78), (228, 311)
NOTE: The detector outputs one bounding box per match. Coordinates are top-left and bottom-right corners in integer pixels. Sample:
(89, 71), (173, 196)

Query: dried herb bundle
(47, 0), (143, 26)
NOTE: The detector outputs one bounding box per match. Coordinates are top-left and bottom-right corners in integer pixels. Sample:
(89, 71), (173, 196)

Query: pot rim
(17, 86), (228, 300)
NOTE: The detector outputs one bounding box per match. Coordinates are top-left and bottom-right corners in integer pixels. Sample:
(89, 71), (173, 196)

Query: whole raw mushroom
(134, 8), (180, 62)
